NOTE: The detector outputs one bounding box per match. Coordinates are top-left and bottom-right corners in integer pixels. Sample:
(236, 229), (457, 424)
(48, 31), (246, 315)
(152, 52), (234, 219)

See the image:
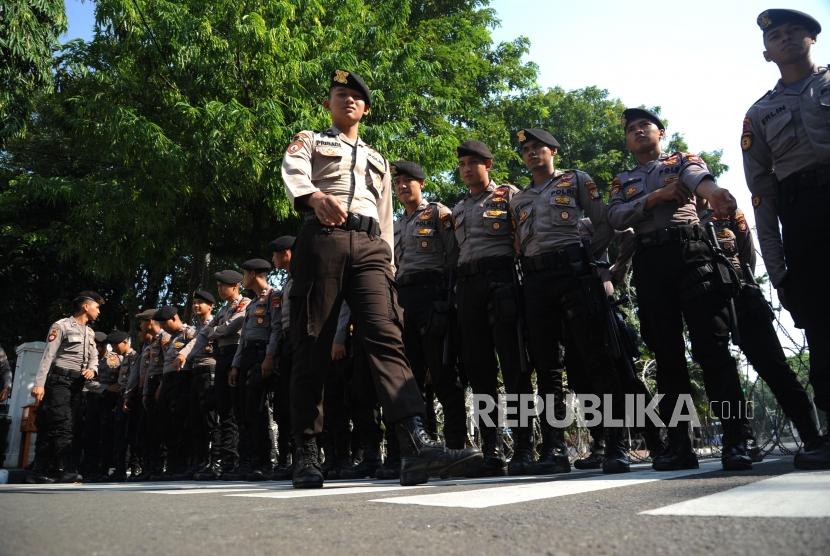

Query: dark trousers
(398, 281), (468, 448)
(274, 340), (293, 463)
(159, 371), (191, 472)
(142, 374), (165, 472)
(80, 392), (103, 474)
(456, 268), (532, 444)
(97, 391), (119, 473)
(113, 399), (129, 475)
(187, 364), (219, 467)
(778, 172), (830, 414)
(214, 347), (239, 466)
(125, 392), (143, 471)
(736, 284), (818, 441)
(633, 238), (749, 444)
(289, 224), (424, 439)
(238, 344), (273, 467)
(34, 372), (85, 473)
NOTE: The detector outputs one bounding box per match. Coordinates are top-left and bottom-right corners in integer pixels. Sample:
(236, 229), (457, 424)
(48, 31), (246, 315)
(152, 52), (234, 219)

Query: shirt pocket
(482, 206), (510, 236)
(311, 146), (344, 181)
(413, 226), (437, 253)
(763, 110), (797, 159)
(65, 332), (83, 354)
(549, 194), (577, 226)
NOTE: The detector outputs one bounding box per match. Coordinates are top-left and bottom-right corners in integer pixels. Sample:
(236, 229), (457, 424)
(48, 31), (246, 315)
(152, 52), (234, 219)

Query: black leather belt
(637, 224), (703, 248)
(521, 244), (583, 274)
(457, 256), (513, 277)
(304, 211), (380, 237)
(48, 366), (83, 380)
(397, 270), (445, 287)
(216, 345), (238, 356)
(780, 163), (830, 190)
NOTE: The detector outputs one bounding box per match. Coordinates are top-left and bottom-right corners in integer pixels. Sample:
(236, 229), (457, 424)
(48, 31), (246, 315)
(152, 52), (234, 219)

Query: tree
(0, 0), (67, 142)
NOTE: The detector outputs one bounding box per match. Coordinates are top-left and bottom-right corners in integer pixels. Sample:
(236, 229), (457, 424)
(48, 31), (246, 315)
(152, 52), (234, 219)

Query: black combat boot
(375, 432), (401, 479)
(794, 435), (830, 470)
(535, 428), (571, 474)
(467, 426), (507, 477)
(652, 426), (698, 471)
(220, 459), (252, 481)
(507, 427), (536, 476)
(339, 446), (382, 479)
(602, 428), (630, 474)
(292, 436), (324, 489)
(396, 415), (483, 486)
(193, 461), (223, 480)
(574, 437), (605, 470)
(24, 459), (56, 484)
(721, 423), (753, 471)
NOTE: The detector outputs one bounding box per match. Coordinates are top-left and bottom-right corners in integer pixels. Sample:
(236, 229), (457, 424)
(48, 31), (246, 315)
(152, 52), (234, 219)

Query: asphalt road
(1, 457), (828, 556)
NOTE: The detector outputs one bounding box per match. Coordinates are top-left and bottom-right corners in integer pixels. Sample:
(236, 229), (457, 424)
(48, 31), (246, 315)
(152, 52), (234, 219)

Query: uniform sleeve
(212, 300), (248, 339)
(609, 228), (637, 284)
(0, 347), (11, 390)
(607, 176), (648, 230)
(333, 303), (352, 345)
(35, 322), (63, 388)
(679, 153), (714, 193)
(378, 162), (396, 272)
(232, 307), (249, 368)
(267, 293), (282, 357)
(741, 111), (787, 287)
(179, 326), (208, 362)
(125, 353), (141, 395)
(732, 209), (757, 274)
(281, 131), (319, 208)
(436, 204), (459, 270)
(576, 172), (614, 256)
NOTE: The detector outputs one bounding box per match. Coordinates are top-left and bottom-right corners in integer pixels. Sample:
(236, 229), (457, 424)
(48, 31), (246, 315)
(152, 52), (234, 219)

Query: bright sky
(63, 0), (827, 352)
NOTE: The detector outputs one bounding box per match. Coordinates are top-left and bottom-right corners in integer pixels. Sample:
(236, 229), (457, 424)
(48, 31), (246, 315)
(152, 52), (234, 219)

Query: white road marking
(373, 461), (727, 508)
(227, 484), (433, 499)
(641, 470), (830, 518)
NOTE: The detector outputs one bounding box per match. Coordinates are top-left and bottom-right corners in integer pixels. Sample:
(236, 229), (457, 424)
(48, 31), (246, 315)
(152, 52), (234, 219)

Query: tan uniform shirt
(281, 127), (395, 258)
(35, 317), (98, 388)
(394, 200), (457, 278)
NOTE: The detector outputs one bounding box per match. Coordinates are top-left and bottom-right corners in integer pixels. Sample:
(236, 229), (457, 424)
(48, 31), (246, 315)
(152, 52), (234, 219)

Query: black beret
(329, 69), (372, 107)
(456, 140), (493, 160)
(241, 258), (272, 273)
(153, 306), (178, 322)
(106, 330), (130, 346)
(757, 9), (821, 35)
(75, 290), (104, 305)
(622, 108), (665, 131)
(193, 290), (215, 304)
(135, 309), (157, 321)
(94, 331), (108, 344)
(391, 160), (426, 181)
(214, 269), (243, 285)
(269, 236), (295, 253)
(516, 128), (561, 149)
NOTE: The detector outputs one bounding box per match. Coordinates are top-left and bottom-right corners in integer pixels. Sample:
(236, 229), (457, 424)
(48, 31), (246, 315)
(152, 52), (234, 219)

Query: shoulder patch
(685, 153), (704, 164)
(611, 177), (622, 195)
(663, 153), (681, 166)
(48, 329), (58, 342)
(584, 180), (600, 200)
(735, 210), (748, 232)
(752, 196), (761, 208)
(271, 293), (282, 309)
(286, 131), (312, 156)
(741, 132), (753, 151)
(235, 298), (250, 314)
(106, 353), (120, 368)
(493, 185), (511, 197)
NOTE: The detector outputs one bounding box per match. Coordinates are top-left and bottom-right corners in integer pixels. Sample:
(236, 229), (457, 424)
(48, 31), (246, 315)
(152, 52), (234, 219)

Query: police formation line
(26, 9), (830, 487)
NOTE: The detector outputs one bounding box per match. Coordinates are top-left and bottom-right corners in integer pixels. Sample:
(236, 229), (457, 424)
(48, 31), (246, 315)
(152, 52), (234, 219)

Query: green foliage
(0, 0), (67, 142)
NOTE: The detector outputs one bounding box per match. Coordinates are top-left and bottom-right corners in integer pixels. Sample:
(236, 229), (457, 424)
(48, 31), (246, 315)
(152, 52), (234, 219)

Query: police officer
(699, 201), (823, 463)
(511, 128), (630, 474)
(137, 309), (170, 480)
(125, 310), (157, 480)
(181, 272), (250, 479)
(392, 159), (468, 450)
(86, 331), (123, 481)
(269, 236), (296, 479)
(451, 139), (531, 476)
(174, 290), (218, 478)
(29, 291), (103, 483)
(155, 306), (197, 479)
(228, 258), (280, 481)
(281, 70), (481, 488)
(742, 9), (830, 469)
(107, 330), (136, 481)
(608, 108), (752, 471)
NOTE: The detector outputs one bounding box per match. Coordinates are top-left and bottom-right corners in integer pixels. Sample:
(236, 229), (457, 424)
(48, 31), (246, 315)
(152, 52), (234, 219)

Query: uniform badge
(741, 132), (753, 151)
(585, 180), (600, 200)
(256, 317), (265, 325)
(287, 139), (304, 156)
(334, 69), (350, 84)
(664, 175), (678, 185)
(611, 177), (621, 195)
(686, 154), (703, 164)
(519, 209), (529, 223)
(516, 130), (526, 143)
(553, 196), (571, 205)
(417, 227), (434, 236)
(484, 209), (507, 218)
(235, 299), (249, 314)
(757, 11), (772, 30)
(420, 240), (429, 249)
(317, 146), (340, 156)
(420, 206), (434, 220)
(47, 329), (58, 342)
(106, 353), (120, 368)
(174, 341), (184, 349)
(492, 221), (502, 230)
(272, 294), (282, 309)
(560, 210), (570, 221)
(736, 210), (748, 232)
(255, 306), (266, 316)
(558, 173), (575, 186)
(662, 154), (679, 166)
(625, 185), (639, 197)
(752, 196), (761, 208)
